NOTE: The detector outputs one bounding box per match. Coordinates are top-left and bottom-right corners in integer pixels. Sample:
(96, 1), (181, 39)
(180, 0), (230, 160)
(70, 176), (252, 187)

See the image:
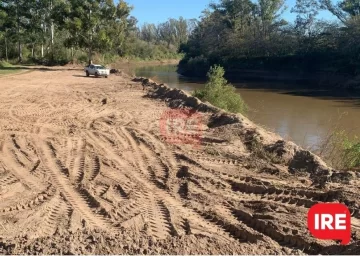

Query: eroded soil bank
(0, 67), (359, 254)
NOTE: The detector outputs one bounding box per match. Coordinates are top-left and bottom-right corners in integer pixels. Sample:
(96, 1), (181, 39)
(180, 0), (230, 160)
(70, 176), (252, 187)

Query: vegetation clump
(193, 65), (247, 114)
(0, 61), (12, 68)
(0, 60), (21, 75)
(341, 134), (360, 170)
(319, 130), (360, 170)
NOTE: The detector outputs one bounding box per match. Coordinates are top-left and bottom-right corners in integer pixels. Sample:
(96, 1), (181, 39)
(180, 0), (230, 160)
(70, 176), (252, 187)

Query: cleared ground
(0, 67), (359, 254)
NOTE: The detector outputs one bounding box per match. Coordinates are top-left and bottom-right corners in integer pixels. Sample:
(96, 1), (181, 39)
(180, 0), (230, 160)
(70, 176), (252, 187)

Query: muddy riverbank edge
(135, 77), (356, 188)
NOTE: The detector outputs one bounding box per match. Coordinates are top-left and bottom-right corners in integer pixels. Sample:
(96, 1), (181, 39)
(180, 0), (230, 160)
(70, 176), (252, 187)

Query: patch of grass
(0, 61), (24, 76)
(193, 65), (247, 114)
(0, 61), (13, 68)
(0, 69), (22, 75)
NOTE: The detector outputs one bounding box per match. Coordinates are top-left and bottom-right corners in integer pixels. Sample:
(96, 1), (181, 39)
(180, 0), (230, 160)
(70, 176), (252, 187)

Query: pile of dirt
(1, 229), (257, 255)
(140, 79), (220, 112)
(140, 77), (355, 188)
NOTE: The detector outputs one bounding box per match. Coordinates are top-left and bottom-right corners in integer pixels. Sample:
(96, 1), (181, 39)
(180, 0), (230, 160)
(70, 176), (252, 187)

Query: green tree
(210, 0), (256, 34)
(0, 9), (8, 60)
(0, 0), (191, 63)
(0, 0), (36, 62)
(54, 0), (131, 64)
(193, 65), (247, 114)
(106, 0), (133, 56)
(140, 23), (158, 42)
(320, 0), (360, 23)
(257, 0), (286, 38)
(291, 0), (320, 36)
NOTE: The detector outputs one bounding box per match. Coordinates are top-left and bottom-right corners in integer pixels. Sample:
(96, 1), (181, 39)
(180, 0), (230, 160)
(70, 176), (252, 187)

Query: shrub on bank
(342, 135), (360, 169)
(193, 65), (247, 114)
(319, 130), (360, 170)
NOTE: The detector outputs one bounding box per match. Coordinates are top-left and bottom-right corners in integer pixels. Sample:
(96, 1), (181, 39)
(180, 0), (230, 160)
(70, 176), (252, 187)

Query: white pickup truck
(84, 64), (110, 78)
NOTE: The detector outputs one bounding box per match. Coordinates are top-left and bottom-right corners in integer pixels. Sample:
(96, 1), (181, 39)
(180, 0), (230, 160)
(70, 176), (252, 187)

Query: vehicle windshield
(94, 65), (106, 69)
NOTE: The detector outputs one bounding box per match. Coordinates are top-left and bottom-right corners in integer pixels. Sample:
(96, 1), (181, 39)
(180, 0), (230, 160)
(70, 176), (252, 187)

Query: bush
(193, 65), (247, 114)
(318, 130), (360, 170)
(77, 54), (89, 64)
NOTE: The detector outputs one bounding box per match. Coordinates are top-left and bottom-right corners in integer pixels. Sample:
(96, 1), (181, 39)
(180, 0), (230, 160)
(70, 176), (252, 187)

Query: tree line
(0, 0), (193, 64)
(178, 0), (360, 81)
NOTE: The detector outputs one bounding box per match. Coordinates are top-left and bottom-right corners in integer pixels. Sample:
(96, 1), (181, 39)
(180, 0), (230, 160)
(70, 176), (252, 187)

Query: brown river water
(122, 64), (360, 153)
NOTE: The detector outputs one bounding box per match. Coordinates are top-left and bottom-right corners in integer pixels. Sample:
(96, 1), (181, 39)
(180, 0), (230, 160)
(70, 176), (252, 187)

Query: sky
(124, 0), (337, 26)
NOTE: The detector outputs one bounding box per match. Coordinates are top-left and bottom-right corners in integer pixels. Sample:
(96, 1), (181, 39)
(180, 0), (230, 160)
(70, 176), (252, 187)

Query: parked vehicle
(84, 64), (110, 78)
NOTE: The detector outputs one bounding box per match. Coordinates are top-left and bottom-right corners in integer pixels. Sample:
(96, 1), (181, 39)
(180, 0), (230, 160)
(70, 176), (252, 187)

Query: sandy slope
(0, 67), (359, 255)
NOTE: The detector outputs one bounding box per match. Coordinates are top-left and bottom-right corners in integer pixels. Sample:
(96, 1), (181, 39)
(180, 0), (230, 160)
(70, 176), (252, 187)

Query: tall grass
(341, 134), (360, 169)
(318, 130), (360, 170)
(0, 61), (13, 68)
(193, 65), (247, 114)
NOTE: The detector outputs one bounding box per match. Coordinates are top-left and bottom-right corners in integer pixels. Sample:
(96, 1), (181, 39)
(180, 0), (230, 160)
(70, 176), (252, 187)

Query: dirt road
(0, 67), (359, 254)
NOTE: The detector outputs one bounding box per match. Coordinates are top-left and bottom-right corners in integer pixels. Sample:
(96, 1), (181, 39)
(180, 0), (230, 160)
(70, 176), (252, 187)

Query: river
(122, 64), (360, 154)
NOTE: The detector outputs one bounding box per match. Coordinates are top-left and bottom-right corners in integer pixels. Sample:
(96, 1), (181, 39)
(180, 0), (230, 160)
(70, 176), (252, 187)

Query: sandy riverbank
(0, 67), (359, 254)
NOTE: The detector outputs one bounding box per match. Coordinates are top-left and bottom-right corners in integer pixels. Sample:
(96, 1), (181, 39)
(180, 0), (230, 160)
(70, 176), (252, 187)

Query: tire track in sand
(70, 139), (86, 184)
(34, 139), (116, 231)
(34, 195), (71, 237)
(0, 138), (46, 192)
(86, 129), (235, 242)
